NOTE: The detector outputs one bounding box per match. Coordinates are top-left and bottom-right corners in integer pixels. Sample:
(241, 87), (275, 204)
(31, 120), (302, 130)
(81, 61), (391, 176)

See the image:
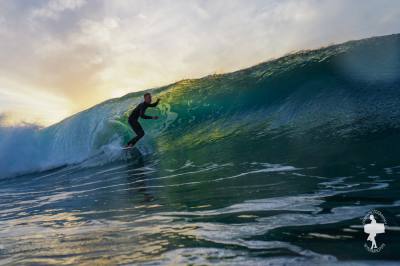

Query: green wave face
(151, 34), (400, 169)
(1, 34), (400, 178)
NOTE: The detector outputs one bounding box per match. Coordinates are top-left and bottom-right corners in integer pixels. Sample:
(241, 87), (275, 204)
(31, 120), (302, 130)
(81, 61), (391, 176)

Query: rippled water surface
(1, 153), (400, 265)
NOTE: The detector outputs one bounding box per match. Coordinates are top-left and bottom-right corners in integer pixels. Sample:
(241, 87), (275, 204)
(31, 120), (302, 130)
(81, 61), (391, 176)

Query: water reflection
(125, 153), (155, 204)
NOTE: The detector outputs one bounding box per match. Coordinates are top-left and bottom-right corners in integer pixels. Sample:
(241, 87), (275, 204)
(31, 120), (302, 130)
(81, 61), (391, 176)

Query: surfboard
(122, 146), (135, 150)
(364, 223), (385, 234)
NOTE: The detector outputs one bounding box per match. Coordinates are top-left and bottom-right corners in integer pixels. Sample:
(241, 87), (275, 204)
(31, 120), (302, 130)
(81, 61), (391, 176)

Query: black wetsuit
(127, 99), (159, 146)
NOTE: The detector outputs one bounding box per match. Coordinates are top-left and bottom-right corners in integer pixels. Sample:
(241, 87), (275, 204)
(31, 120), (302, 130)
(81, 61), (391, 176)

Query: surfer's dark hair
(144, 92), (151, 98)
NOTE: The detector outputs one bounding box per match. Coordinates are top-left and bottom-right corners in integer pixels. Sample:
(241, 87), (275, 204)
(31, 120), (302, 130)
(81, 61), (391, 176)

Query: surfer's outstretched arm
(139, 106), (153, 119)
(148, 98), (160, 107)
(139, 103), (158, 119)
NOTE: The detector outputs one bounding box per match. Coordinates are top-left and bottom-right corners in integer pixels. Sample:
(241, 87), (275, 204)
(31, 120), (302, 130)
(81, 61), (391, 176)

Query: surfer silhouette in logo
(125, 93), (160, 148)
(367, 215), (378, 249)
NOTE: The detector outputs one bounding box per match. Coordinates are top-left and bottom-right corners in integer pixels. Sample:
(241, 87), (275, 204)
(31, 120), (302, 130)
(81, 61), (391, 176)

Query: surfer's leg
(127, 121), (145, 146)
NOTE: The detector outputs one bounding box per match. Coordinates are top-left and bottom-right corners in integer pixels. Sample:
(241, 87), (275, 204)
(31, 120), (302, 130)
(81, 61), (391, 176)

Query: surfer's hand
(153, 116), (159, 120)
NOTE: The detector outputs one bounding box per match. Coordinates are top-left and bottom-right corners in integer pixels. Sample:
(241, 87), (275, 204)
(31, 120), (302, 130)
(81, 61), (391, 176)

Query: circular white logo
(362, 209), (387, 253)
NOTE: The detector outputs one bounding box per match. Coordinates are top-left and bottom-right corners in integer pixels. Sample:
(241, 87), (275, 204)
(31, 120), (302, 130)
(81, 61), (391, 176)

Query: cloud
(1, 0), (400, 125)
(0, 78), (71, 125)
(76, 17), (120, 45)
(32, 0), (87, 20)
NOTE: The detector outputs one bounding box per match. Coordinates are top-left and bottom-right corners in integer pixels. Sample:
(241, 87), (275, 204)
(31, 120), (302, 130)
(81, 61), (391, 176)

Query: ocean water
(1, 34), (400, 265)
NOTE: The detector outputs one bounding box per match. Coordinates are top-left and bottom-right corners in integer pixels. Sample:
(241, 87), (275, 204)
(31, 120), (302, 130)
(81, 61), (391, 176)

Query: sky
(0, 0), (400, 126)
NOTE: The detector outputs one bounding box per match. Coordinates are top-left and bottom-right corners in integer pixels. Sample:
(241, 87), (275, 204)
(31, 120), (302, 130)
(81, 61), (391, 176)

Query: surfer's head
(144, 92), (152, 103)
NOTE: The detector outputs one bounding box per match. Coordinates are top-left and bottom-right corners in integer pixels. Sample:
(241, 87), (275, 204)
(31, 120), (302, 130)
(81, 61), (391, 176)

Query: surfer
(125, 93), (160, 148)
